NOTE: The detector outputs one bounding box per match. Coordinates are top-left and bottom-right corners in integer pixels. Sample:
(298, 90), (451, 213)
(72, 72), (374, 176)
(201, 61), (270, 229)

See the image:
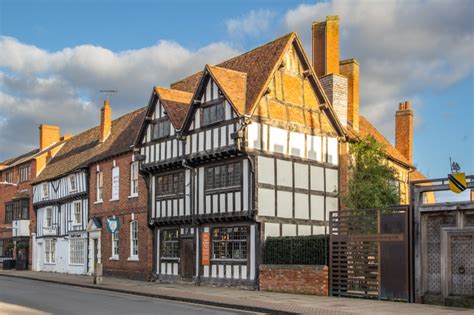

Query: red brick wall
(89, 152), (153, 280)
(259, 265), (328, 296)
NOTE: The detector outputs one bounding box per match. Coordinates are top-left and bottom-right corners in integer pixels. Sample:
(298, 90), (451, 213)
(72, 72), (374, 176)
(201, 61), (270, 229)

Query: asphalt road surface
(0, 277), (256, 315)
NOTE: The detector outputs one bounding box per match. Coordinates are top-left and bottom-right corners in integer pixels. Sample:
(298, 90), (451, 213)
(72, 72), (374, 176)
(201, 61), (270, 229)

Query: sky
(1, 0), (473, 179)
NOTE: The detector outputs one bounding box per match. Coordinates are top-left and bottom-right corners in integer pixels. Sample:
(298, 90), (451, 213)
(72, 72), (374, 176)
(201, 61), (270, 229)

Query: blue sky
(1, 0), (473, 179)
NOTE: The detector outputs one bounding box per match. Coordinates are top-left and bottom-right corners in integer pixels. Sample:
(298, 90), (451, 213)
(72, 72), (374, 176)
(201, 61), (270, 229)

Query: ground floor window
(161, 229), (179, 259)
(130, 221), (138, 258)
(45, 239), (56, 263)
(212, 226), (248, 260)
(69, 239), (85, 265)
(112, 231), (119, 258)
(0, 239), (13, 257)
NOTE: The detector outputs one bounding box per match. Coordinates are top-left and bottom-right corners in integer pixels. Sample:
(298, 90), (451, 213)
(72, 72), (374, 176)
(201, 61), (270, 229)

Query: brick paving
(0, 270), (472, 315)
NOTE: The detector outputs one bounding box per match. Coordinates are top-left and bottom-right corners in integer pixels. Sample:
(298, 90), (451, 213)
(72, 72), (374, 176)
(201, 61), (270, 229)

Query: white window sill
(44, 262), (56, 265)
(69, 263), (85, 266)
(94, 200), (103, 204)
(127, 256), (139, 261)
(109, 198), (120, 202)
(109, 256), (119, 261)
(128, 195), (138, 199)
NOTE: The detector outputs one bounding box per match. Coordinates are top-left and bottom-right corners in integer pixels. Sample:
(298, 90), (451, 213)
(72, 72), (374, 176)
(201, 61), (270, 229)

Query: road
(0, 277), (255, 315)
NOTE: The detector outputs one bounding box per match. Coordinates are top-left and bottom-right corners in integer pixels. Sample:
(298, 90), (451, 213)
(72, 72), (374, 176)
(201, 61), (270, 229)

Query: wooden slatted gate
(329, 207), (411, 301)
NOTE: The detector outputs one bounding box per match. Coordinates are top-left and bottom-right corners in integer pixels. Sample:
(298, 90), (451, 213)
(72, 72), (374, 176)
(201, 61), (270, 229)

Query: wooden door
(180, 238), (194, 280)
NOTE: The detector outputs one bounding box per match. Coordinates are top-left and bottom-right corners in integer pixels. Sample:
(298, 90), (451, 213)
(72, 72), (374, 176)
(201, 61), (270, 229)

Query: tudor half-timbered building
(136, 32), (345, 287)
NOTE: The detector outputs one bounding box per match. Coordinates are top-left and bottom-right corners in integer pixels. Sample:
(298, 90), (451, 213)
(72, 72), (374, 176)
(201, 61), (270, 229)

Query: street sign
(448, 172), (467, 193)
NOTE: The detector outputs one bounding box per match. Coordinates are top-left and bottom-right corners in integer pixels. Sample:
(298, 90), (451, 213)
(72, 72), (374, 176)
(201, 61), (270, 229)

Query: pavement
(0, 270), (472, 315)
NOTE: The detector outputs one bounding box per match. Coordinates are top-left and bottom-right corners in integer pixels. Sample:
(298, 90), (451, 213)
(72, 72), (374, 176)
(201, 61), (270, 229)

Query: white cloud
(0, 37), (239, 160)
(226, 9), (276, 38)
(283, 0), (474, 138)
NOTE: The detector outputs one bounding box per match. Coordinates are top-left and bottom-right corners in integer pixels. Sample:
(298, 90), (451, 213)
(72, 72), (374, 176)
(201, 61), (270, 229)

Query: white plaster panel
(294, 163), (308, 189)
(264, 223), (280, 238)
(310, 166), (325, 191)
(298, 225), (311, 236)
(276, 159), (292, 187)
(326, 168), (338, 193)
(269, 126), (287, 154)
(277, 190), (293, 218)
(295, 193), (309, 219)
(289, 131), (305, 158)
(257, 156), (274, 185)
(311, 195), (325, 221)
(282, 224), (297, 236)
(258, 188), (274, 216)
(308, 135), (322, 161)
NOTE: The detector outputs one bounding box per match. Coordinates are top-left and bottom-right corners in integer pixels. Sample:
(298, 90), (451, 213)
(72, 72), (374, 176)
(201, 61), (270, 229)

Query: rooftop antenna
(450, 157), (461, 173)
(99, 89), (117, 101)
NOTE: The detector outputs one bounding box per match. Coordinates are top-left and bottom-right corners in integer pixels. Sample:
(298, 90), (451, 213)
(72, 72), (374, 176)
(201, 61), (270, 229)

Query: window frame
(156, 171), (184, 198)
(111, 166), (120, 200)
(42, 183), (49, 200)
(130, 162), (139, 197)
(205, 161), (241, 193)
(44, 207), (53, 228)
(152, 117), (171, 140)
(111, 231), (119, 259)
(160, 229), (179, 260)
(211, 226), (248, 263)
(96, 170), (103, 202)
(72, 201), (82, 226)
(69, 239), (85, 265)
(44, 239), (56, 264)
(4, 171), (13, 184)
(69, 174), (77, 193)
(19, 165), (30, 183)
(130, 220), (139, 259)
(201, 101), (225, 127)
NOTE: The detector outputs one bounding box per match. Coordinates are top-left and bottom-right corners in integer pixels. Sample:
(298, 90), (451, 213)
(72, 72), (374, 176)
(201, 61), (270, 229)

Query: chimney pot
(405, 100), (410, 109)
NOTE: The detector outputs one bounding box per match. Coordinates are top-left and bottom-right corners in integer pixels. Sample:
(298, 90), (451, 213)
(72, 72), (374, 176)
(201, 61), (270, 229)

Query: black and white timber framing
(32, 170), (89, 274)
(137, 58), (342, 287)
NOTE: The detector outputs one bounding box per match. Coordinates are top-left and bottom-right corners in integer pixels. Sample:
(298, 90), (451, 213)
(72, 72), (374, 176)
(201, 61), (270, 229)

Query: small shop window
(69, 239), (85, 265)
(161, 229), (179, 259)
(212, 226), (248, 260)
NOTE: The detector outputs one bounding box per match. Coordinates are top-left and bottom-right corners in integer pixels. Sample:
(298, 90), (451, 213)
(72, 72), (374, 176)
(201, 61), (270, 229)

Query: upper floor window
(73, 201), (81, 226)
(152, 118), (170, 140)
(42, 183), (49, 200)
(205, 162), (241, 191)
(45, 207), (53, 228)
(130, 162), (139, 197)
(202, 102), (224, 126)
(69, 175), (77, 193)
(5, 171), (13, 183)
(156, 172), (184, 197)
(111, 167), (119, 200)
(5, 199), (29, 223)
(96, 171), (103, 202)
(19, 165), (30, 183)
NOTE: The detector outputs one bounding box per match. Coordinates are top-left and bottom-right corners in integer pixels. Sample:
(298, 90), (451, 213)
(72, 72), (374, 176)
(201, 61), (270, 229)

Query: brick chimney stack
(99, 99), (112, 143)
(340, 59), (360, 131)
(39, 124), (60, 151)
(312, 16), (340, 77)
(395, 100), (413, 164)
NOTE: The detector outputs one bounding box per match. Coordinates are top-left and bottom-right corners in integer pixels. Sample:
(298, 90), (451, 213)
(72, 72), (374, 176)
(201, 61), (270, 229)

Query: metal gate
(329, 206), (410, 301)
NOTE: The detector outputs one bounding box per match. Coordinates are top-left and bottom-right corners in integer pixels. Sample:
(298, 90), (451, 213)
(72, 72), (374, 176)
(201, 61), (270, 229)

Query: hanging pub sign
(448, 172), (467, 193)
(201, 232), (210, 266)
(106, 216), (120, 234)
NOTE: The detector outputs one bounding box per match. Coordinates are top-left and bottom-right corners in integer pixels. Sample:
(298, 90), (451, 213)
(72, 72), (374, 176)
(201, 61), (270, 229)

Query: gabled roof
(0, 141), (66, 171)
(172, 33), (293, 113)
(154, 86), (192, 129)
(348, 116), (412, 167)
(174, 32), (345, 137)
(206, 65), (247, 114)
(33, 107), (146, 184)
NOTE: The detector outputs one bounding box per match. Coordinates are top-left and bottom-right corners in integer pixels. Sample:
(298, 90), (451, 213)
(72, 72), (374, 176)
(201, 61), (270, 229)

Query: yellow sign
(448, 172), (467, 193)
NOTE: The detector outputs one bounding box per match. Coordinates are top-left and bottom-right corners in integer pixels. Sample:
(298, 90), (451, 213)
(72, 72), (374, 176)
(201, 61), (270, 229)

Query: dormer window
(202, 102), (224, 126)
(152, 118), (170, 140)
(69, 175), (77, 193)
